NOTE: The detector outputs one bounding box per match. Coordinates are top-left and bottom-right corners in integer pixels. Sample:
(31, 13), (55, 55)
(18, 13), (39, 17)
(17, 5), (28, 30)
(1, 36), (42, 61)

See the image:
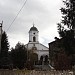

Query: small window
(33, 33), (35, 35)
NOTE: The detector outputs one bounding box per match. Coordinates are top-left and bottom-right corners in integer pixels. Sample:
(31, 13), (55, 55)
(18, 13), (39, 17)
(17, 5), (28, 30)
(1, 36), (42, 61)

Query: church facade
(25, 25), (49, 60)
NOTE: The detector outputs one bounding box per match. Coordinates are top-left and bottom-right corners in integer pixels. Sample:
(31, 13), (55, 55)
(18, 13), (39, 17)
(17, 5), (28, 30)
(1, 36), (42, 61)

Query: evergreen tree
(11, 42), (27, 69)
(1, 31), (9, 57)
(57, 0), (75, 55)
(0, 31), (10, 69)
(56, 0), (75, 68)
(58, 0), (75, 33)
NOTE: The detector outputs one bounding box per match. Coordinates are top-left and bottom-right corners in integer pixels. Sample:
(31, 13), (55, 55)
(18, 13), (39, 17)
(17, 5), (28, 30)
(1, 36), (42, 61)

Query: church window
(33, 36), (36, 42)
(33, 33), (35, 35)
(40, 56), (43, 61)
(33, 44), (35, 46)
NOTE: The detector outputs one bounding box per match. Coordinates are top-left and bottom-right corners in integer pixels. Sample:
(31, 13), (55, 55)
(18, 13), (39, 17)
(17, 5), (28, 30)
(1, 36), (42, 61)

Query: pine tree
(58, 0), (75, 33)
(1, 31), (9, 57)
(56, 0), (75, 68)
(11, 42), (27, 69)
(0, 31), (10, 69)
(57, 0), (75, 55)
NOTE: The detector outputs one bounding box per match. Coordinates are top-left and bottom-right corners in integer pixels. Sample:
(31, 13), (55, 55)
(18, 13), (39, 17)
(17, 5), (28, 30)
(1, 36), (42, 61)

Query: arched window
(33, 36), (36, 42)
(44, 55), (48, 64)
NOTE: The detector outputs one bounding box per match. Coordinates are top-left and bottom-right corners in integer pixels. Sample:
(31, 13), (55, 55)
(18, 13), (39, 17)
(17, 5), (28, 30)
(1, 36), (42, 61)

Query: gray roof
(29, 26), (38, 31)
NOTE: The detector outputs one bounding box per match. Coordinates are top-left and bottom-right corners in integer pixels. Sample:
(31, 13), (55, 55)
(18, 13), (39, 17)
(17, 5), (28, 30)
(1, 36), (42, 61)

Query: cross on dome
(29, 23), (38, 31)
(33, 22), (35, 27)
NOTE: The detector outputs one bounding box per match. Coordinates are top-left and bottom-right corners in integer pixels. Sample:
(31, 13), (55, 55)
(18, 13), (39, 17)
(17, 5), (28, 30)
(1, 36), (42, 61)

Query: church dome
(29, 25), (38, 31)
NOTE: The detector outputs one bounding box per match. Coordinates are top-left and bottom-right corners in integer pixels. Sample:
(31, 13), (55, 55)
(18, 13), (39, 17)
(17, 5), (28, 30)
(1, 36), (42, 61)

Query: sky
(0, 0), (63, 48)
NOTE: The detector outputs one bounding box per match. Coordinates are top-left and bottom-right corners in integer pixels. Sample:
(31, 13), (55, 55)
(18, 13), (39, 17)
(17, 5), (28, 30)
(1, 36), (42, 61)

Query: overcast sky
(0, 0), (63, 48)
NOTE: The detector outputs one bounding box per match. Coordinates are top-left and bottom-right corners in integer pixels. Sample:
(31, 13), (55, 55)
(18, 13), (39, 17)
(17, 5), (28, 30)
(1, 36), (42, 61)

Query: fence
(0, 69), (73, 75)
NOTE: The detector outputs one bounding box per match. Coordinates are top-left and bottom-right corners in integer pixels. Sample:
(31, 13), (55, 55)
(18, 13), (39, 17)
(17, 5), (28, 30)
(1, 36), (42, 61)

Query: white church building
(25, 25), (49, 60)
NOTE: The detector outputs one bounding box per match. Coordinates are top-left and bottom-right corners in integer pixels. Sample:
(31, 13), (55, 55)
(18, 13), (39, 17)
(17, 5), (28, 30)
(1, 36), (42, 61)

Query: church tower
(29, 24), (39, 43)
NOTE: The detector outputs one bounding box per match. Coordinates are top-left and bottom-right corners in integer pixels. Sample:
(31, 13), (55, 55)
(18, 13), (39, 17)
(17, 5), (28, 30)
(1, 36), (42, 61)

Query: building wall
(25, 43), (49, 60)
(49, 39), (63, 66)
(49, 39), (73, 70)
(29, 31), (39, 42)
(35, 50), (49, 60)
(25, 43), (48, 50)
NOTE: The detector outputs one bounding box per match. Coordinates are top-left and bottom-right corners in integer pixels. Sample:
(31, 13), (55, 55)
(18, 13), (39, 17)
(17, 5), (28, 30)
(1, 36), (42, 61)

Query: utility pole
(0, 21), (3, 52)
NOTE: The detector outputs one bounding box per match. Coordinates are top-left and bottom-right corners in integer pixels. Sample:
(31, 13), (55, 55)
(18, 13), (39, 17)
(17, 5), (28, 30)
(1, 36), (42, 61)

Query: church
(25, 25), (49, 61)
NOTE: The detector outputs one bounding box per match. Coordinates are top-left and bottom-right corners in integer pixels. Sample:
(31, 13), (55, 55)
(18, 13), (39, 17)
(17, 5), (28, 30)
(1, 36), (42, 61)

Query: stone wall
(0, 69), (73, 75)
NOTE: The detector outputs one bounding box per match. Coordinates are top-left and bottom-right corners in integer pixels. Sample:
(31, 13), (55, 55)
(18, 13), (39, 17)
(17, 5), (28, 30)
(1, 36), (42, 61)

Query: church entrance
(29, 53), (38, 65)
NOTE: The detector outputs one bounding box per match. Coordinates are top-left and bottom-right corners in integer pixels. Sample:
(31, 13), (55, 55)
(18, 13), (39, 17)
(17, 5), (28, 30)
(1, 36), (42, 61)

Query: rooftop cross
(33, 22), (35, 27)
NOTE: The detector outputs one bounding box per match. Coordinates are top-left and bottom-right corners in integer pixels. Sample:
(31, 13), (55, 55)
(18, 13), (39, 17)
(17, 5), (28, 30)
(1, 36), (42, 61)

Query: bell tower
(29, 24), (39, 43)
